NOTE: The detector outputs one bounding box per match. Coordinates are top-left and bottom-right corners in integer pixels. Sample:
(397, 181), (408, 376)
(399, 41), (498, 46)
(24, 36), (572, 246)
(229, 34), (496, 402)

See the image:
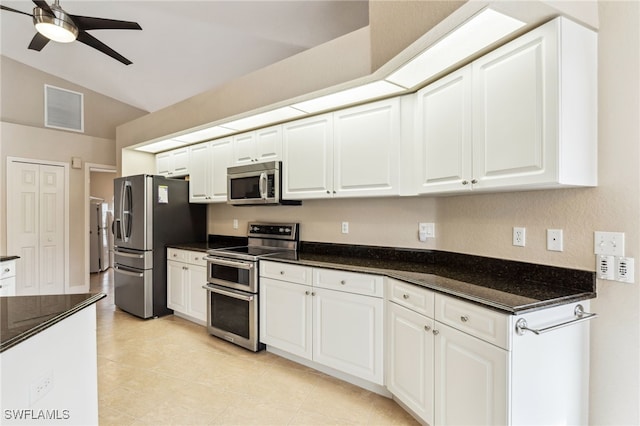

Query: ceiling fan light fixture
(33, 6), (78, 43)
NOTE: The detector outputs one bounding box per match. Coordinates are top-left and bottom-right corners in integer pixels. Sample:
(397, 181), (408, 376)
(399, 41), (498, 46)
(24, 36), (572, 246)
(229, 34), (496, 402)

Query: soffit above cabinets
(133, 1), (598, 154)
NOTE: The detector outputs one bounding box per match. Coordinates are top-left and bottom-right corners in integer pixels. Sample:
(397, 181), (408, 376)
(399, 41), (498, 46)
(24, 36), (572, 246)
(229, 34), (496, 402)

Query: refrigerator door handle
(121, 180), (132, 242)
(114, 265), (144, 278)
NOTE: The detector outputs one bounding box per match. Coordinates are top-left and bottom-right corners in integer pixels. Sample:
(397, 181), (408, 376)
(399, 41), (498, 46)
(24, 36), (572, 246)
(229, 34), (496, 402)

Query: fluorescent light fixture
(173, 125), (236, 143)
(223, 106), (306, 131)
(134, 139), (187, 153)
(386, 9), (525, 89)
(292, 81), (405, 114)
(33, 6), (78, 43)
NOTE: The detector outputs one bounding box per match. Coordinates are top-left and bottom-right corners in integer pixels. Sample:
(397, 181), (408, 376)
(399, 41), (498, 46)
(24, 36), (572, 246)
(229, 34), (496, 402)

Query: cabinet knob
(340, 280), (346, 285)
(305, 291), (310, 295)
(280, 271), (285, 275)
(311, 292), (316, 296)
(432, 329), (440, 336)
(462, 180), (469, 185)
(402, 294), (409, 299)
(326, 190), (331, 194)
(194, 257), (199, 261)
(3, 268), (9, 273)
(471, 179), (478, 184)
(424, 325), (431, 332)
(460, 315), (469, 322)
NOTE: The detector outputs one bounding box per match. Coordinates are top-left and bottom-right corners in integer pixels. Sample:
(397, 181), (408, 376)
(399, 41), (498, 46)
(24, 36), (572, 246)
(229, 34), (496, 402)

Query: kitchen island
(0, 292), (105, 425)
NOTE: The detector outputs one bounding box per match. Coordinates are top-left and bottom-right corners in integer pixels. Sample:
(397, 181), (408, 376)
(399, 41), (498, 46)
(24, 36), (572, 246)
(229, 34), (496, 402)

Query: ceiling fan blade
(0, 5), (33, 17)
(76, 31), (133, 65)
(28, 32), (50, 51)
(32, 0), (52, 14)
(71, 15), (142, 31)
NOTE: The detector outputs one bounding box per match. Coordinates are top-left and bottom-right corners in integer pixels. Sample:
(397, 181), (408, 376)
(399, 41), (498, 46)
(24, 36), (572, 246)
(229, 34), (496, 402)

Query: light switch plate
(547, 229), (563, 251)
(594, 231), (625, 256)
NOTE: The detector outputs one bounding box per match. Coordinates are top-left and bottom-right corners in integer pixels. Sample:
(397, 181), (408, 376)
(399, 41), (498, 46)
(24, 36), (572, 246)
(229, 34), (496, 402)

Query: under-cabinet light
(385, 8), (525, 89)
(291, 81), (405, 114)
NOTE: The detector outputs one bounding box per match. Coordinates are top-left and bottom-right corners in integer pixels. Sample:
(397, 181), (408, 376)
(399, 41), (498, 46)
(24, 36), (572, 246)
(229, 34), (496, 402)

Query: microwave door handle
(259, 172), (267, 200)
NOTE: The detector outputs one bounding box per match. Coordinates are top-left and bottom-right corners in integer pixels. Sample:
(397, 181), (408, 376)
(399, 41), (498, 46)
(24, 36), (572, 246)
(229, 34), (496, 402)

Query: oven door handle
(203, 285), (255, 302)
(204, 256), (254, 270)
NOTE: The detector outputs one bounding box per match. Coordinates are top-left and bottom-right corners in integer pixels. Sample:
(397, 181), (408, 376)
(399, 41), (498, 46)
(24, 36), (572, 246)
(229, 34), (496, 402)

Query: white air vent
(44, 84), (84, 132)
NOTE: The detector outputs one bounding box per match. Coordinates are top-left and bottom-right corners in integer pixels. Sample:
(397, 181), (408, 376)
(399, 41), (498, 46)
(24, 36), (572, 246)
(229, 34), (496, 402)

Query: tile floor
(91, 270), (419, 425)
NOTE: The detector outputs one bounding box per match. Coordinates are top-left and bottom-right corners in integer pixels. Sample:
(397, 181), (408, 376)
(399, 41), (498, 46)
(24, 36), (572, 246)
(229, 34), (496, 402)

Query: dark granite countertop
(0, 256), (20, 262)
(264, 242), (596, 315)
(0, 292), (106, 353)
(167, 235), (248, 253)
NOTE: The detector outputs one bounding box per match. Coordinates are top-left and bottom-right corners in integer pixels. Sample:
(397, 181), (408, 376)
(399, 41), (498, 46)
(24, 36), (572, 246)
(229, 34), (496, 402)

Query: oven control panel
(248, 223), (299, 240)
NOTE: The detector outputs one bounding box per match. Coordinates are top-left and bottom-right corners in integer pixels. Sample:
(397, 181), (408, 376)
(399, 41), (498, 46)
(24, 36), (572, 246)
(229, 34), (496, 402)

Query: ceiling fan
(0, 0), (142, 65)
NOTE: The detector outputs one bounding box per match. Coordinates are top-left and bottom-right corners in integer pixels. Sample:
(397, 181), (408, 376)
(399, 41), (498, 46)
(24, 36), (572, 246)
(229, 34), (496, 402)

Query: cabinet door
(233, 132), (256, 165)
(255, 125), (282, 163)
(434, 322), (508, 426)
(186, 264), (207, 323)
(333, 98), (401, 198)
(472, 21), (558, 189)
(313, 288), (384, 385)
(156, 152), (171, 176)
(282, 113), (333, 199)
(259, 278), (313, 360)
(172, 148), (190, 176)
(0, 277), (16, 296)
(210, 138), (233, 202)
(416, 66), (473, 194)
(387, 302), (434, 425)
(167, 260), (187, 313)
(189, 143), (212, 202)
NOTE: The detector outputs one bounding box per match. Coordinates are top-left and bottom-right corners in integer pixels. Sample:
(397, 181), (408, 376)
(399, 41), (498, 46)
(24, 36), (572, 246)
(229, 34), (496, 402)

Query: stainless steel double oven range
(203, 223), (299, 352)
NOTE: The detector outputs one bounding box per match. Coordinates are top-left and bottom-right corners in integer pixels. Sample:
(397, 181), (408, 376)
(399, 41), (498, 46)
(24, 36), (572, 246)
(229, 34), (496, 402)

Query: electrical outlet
(617, 257), (635, 283)
(418, 223), (435, 242)
(512, 227), (525, 247)
(341, 222), (349, 234)
(30, 372), (53, 405)
(547, 229), (563, 251)
(233, 219), (238, 229)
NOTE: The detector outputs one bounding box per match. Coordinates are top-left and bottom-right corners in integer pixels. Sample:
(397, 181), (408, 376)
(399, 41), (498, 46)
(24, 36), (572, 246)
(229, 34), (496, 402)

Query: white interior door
(7, 160), (66, 295)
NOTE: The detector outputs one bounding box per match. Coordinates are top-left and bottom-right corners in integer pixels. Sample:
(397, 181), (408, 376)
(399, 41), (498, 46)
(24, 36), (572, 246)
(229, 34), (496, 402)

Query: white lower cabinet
(167, 248), (207, 324)
(387, 278), (590, 425)
(259, 261), (384, 385)
(0, 259), (17, 296)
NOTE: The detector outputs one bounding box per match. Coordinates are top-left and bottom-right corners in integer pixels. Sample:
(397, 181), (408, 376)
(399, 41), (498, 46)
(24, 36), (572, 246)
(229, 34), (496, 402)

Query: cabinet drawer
(167, 248), (188, 262)
(187, 251), (207, 267)
(435, 294), (510, 349)
(260, 261), (312, 285)
(388, 278), (434, 317)
(314, 268), (383, 297)
(1, 260), (16, 279)
(0, 277), (16, 296)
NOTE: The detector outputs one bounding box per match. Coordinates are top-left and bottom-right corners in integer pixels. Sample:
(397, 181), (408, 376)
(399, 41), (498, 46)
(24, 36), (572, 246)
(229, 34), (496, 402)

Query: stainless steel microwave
(227, 161), (300, 206)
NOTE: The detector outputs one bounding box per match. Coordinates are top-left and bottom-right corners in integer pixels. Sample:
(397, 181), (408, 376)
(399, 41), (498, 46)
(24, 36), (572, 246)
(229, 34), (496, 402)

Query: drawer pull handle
(460, 315), (469, 322)
(340, 280), (346, 285)
(515, 304), (597, 336)
(402, 294), (409, 299)
(424, 325), (431, 332)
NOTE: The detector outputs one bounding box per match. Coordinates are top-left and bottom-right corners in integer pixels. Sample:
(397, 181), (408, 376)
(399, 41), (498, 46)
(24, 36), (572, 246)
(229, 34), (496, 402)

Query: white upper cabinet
(232, 125), (282, 166)
(282, 113), (334, 199)
(415, 17), (597, 194)
(189, 137), (233, 203)
(283, 98), (402, 200)
(333, 97), (401, 197)
(156, 147), (189, 177)
(416, 66), (473, 193)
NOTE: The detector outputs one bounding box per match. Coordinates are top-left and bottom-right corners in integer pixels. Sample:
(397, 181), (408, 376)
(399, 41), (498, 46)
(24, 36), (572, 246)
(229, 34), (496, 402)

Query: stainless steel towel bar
(515, 304), (597, 336)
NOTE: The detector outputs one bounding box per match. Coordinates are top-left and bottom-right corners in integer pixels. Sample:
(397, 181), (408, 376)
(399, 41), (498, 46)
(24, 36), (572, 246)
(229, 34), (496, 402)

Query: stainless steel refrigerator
(113, 174), (206, 319)
(89, 201), (110, 273)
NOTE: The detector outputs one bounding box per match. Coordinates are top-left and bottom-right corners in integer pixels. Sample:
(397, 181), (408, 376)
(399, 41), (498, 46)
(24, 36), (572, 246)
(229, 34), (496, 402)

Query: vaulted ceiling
(0, 0), (369, 112)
